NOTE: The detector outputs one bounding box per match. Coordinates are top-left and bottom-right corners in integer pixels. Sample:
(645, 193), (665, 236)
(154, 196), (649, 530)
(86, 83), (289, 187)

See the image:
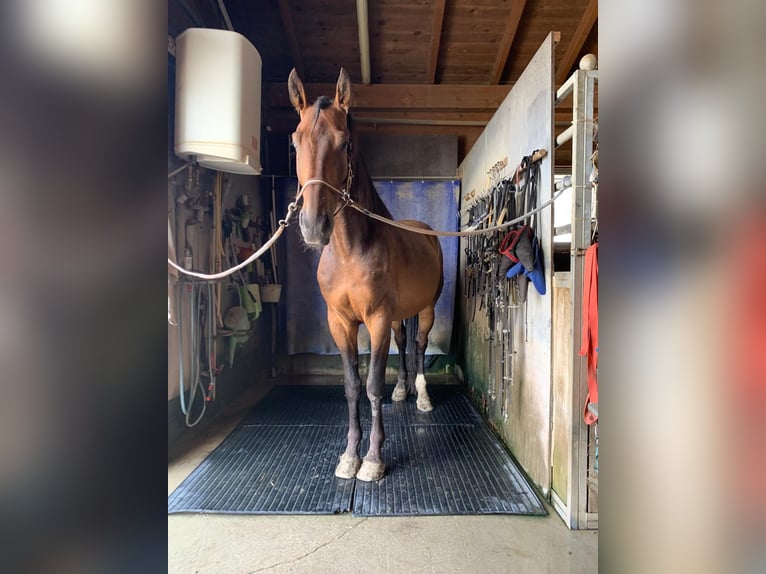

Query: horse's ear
(288, 68), (307, 115)
(335, 68), (352, 112)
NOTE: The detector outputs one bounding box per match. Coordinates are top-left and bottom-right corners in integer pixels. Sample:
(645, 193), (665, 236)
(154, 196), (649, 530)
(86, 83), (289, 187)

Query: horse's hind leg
(328, 312), (363, 479)
(415, 306), (436, 412)
(391, 320), (408, 401)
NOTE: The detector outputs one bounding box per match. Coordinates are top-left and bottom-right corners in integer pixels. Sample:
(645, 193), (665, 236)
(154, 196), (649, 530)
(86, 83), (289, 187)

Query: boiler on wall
(174, 28), (262, 175)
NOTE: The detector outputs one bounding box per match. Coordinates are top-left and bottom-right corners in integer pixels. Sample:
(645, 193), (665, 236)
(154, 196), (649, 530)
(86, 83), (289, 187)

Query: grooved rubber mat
(354, 424), (546, 516)
(168, 385), (546, 517)
(167, 423), (354, 514)
(239, 385), (359, 427)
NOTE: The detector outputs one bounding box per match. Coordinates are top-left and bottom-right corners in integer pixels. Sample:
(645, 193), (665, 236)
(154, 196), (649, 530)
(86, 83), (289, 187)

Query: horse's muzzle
(299, 211), (332, 246)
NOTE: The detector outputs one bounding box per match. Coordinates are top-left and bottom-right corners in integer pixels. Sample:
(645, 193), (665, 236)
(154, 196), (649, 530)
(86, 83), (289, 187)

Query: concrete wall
(456, 34), (556, 495)
(358, 134), (457, 178)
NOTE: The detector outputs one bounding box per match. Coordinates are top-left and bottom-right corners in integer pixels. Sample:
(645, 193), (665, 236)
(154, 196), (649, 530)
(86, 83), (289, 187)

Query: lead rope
(168, 186), (304, 280)
(298, 184), (566, 238)
(300, 151), (556, 238)
(168, 150), (553, 280)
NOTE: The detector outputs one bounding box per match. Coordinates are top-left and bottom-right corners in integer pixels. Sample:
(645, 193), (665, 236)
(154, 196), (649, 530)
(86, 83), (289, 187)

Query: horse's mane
(346, 113), (393, 219)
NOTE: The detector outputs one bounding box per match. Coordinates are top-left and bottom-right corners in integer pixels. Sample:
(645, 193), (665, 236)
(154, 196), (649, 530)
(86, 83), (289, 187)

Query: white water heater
(175, 28), (262, 175)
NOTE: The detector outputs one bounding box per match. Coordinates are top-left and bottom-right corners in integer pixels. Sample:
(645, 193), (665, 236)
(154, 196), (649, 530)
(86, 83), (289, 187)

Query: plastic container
(175, 28), (262, 175)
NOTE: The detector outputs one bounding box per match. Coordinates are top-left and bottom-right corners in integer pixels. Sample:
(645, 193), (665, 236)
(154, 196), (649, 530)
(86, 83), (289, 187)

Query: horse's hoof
(391, 384), (407, 402)
(356, 459), (385, 482)
(335, 454), (362, 479)
(416, 397), (433, 412)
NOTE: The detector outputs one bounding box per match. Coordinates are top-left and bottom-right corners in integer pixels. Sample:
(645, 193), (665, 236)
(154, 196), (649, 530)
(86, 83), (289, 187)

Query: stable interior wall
(456, 34), (556, 496)
(167, 171), (274, 457)
(167, 51), (272, 457)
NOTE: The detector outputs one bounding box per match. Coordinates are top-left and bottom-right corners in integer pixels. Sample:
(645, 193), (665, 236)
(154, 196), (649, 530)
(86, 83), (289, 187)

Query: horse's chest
(317, 256), (391, 315)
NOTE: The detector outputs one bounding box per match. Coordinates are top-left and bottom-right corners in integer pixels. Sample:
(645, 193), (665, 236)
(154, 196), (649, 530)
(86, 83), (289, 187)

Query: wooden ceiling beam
(278, 0), (305, 79)
(489, 0), (527, 84)
(266, 108), (575, 128)
(426, 0), (446, 84)
(266, 82), (512, 111)
(556, 0), (597, 85)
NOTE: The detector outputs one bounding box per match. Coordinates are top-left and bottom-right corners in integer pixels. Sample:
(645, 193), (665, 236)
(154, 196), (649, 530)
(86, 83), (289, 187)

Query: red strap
(579, 243), (598, 424)
(499, 225), (530, 262)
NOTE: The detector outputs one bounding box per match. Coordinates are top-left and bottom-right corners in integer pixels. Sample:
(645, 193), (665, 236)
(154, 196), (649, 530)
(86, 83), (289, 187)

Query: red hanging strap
(579, 243), (599, 425)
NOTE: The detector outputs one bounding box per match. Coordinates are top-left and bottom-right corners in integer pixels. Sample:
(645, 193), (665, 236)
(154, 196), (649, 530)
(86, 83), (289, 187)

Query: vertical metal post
(568, 70), (596, 528)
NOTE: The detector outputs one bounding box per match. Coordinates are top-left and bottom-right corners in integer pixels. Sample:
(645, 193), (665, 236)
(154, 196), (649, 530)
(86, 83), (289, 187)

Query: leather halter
(298, 140), (354, 218)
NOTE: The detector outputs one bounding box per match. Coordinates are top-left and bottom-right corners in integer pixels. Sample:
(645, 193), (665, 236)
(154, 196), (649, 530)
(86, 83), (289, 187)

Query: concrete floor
(168, 383), (598, 573)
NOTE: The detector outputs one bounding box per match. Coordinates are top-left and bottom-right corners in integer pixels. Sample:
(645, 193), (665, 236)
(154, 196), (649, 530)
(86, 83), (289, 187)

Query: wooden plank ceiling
(169, 0), (598, 168)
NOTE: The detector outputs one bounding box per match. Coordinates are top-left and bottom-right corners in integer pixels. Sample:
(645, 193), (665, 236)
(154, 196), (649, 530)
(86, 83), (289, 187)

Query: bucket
(261, 284), (282, 303)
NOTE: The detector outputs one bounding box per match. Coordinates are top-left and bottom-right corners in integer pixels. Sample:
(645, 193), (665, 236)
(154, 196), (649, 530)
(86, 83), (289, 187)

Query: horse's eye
(342, 140), (350, 151)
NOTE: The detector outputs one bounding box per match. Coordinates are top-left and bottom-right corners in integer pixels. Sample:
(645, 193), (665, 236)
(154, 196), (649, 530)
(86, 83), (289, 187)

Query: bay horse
(288, 68), (444, 482)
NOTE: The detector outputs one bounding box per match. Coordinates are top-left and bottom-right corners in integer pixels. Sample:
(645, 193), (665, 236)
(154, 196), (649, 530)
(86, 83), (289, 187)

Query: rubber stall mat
(353, 423), (546, 516)
(380, 387), (483, 427)
(354, 385), (545, 516)
(168, 423), (354, 514)
(169, 384), (545, 517)
(238, 384), (480, 428)
(239, 385), (350, 427)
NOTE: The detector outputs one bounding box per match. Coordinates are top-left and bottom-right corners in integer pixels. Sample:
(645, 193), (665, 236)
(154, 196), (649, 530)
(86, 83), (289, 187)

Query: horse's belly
(392, 268), (441, 318)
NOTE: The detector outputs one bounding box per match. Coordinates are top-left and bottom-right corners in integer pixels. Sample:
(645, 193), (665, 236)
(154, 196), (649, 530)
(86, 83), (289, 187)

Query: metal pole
(568, 69), (596, 529)
(356, 0), (371, 85)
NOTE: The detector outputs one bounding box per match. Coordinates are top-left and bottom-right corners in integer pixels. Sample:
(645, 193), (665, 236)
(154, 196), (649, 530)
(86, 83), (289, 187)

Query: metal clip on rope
(279, 200), (300, 228)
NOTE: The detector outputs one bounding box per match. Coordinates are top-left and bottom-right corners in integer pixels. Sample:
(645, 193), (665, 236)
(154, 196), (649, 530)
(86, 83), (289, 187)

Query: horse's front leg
(357, 314), (391, 482)
(327, 311), (362, 479)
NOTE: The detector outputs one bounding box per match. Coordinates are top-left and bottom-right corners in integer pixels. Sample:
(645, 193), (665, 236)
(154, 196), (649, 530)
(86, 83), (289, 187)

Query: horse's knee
(345, 383), (361, 401)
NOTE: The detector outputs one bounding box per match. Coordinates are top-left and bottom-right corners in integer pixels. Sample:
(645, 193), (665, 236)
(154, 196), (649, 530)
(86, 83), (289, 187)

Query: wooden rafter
(267, 82), (512, 111)
(264, 107), (576, 133)
(278, 0), (305, 79)
(426, 0), (447, 84)
(489, 0), (528, 84)
(556, 0), (597, 85)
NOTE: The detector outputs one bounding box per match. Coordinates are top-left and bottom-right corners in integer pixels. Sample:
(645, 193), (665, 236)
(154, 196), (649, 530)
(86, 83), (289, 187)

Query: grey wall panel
(457, 33), (556, 495)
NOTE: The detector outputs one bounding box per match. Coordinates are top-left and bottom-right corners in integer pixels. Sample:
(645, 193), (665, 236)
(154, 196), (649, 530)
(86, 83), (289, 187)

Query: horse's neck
(350, 154), (391, 218)
(330, 157), (389, 257)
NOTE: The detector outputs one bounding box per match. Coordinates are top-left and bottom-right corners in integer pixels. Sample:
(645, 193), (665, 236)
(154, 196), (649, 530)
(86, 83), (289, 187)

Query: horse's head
(288, 68), (353, 246)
